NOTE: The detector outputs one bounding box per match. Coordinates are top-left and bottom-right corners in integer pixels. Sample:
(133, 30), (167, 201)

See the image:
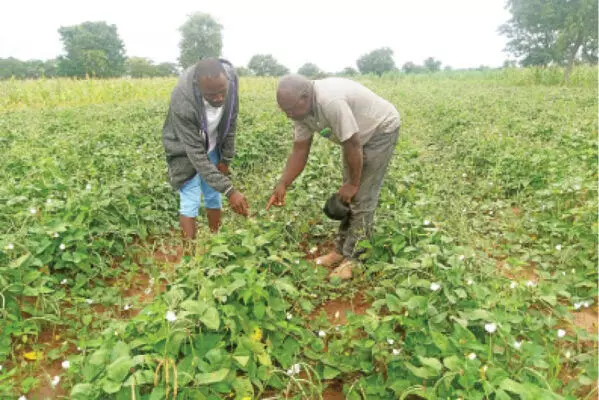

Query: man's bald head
(276, 74), (313, 121)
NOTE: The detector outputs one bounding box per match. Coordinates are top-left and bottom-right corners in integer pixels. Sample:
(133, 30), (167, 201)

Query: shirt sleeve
(322, 99), (359, 143)
(293, 121), (314, 142)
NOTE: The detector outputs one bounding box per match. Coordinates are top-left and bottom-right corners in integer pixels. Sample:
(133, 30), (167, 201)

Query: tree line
(2, 1), (596, 81)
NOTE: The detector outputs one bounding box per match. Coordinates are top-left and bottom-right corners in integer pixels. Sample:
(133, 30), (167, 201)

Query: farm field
(0, 68), (597, 399)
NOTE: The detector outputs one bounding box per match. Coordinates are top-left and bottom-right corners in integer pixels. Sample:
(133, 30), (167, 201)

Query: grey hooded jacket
(162, 58), (238, 194)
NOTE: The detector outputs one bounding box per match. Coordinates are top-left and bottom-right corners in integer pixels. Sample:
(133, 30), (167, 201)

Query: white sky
(1, 0), (512, 72)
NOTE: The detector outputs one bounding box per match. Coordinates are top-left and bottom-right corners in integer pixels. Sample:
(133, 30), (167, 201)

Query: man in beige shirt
(266, 74), (401, 280)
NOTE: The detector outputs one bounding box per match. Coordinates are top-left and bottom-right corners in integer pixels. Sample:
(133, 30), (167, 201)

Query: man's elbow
(343, 133), (362, 150)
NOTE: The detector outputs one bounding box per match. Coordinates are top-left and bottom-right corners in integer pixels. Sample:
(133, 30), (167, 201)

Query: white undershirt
(203, 99), (224, 153)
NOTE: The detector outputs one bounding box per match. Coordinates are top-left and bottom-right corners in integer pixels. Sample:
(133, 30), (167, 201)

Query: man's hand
(228, 190), (249, 216)
(266, 183), (286, 210)
(217, 162), (230, 176)
(338, 183), (358, 204)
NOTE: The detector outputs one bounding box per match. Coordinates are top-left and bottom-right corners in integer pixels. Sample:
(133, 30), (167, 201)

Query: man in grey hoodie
(162, 58), (249, 238)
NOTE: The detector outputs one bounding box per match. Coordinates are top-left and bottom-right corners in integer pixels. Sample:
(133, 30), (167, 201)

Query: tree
(297, 62), (323, 78)
(423, 57), (442, 72)
(126, 57), (157, 77)
(402, 61), (424, 74)
(247, 54), (289, 76)
(340, 67), (358, 76)
(56, 21), (126, 78)
(499, 0), (598, 81)
(0, 58), (58, 79)
(235, 66), (251, 76)
(356, 47), (396, 76)
(178, 12), (223, 69)
(155, 62), (179, 77)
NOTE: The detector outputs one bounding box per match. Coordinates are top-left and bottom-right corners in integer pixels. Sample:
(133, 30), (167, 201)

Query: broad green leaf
(418, 356), (443, 373)
(102, 379), (122, 394)
(431, 330), (451, 353)
(385, 294), (402, 312)
(275, 280), (298, 295)
(253, 301), (266, 319)
(443, 355), (461, 371)
(110, 341), (130, 362)
(196, 368), (230, 385)
(233, 356), (249, 367)
(323, 365), (341, 379)
(200, 307), (220, 330)
(106, 356), (134, 382)
(500, 378), (527, 395)
(181, 299), (208, 315)
(71, 383), (94, 400)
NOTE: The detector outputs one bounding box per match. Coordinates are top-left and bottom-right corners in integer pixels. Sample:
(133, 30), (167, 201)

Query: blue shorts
(179, 150), (222, 217)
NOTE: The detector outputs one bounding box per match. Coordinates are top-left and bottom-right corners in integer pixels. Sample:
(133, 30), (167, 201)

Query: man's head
(196, 58), (228, 107)
(276, 74), (313, 121)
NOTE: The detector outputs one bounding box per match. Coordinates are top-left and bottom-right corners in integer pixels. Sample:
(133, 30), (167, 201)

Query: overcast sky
(1, 0), (512, 72)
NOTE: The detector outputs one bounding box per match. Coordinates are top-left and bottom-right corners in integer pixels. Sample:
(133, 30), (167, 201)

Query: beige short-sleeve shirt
(293, 78), (400, 145)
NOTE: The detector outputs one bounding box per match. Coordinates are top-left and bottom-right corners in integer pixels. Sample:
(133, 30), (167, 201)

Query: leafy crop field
(1, 68), (597, 400)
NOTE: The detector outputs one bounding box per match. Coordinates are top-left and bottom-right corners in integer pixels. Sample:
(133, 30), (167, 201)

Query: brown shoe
(314, 251), (344, 267)
(328, 259), (355, 280)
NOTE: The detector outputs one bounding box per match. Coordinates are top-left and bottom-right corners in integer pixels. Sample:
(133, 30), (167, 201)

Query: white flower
(294, 260), (299, 264)
(430, 282), (441, 291)
(489, 211), (494, 216)
(6, 243), (14, 250)
(85, 298), (93, 305)
(488, 182), (493, 186)
(60, 279), (67, 285)
(571, 269), (576, 274)
(61, 360), (70, 369)
(583, 301), (590, 308)
(565, 350), (571, 359)
(387, 338), (395, 345)
(514, 341), (522, 349)
(0, 365), (2, 371)
(53, 232), (59, 238)
(46, 199), (52, 204)
(29, 208), (37, 214)
(574, 302), (582, 310)
(467, 353), (477, 360)
(574, 185), (581, 191)
(51, 375), (60, 387)
(316, 259), (322, 265)
(309, 246), (317, 254)
(482, 365), (488, 372)
(124, 304), (131, 311)
(561, 271), (566, 276)
(77, 347), (82, 351)
(557, 329), (566, 338)
(467, 279), (473, 285)
(555, 244), (562, 251)
(334, 311), (340, 320)
(166, 311), (177, 322)
(462, 173), (467, 178)
(423, 220), (431, 226)
(144, 288), (151, 295)
(510, 281), (517, 289)
(459, 255), (465, 261)
(392, 348), (401, 355)
(18, 396), (27, 400)
(59, 243), (66, 250)
(318, 330), (326, 338)
(526, 280), (536, 288)
(286, 363), (301, 376)
(484, 323), (497, 334)
(286, 312), (292, 320)
(85, 184), (92, 191)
